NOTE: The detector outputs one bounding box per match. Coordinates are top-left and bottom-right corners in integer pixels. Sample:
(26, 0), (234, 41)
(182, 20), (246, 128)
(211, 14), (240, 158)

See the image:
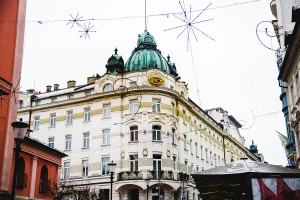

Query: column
(29, 157), (38, 198)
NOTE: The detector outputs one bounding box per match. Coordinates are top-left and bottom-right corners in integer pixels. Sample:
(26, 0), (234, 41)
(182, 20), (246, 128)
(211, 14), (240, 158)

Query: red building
(0, 0), (27, 198)
(10, 137), (67, 199)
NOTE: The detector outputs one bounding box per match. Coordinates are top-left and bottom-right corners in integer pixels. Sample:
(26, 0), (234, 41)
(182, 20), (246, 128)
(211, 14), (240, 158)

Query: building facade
(271, 0), (300, 167)
(18, 30), (259, 199)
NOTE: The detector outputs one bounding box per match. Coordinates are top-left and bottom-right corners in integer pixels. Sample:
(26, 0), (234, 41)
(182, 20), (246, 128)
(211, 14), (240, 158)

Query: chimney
(46, 85), (52, 92)
(26, 89), (34, 94)
(54, 84), (59, 91)
(67, 80), (76, 88)
(87, 76), (95, 84)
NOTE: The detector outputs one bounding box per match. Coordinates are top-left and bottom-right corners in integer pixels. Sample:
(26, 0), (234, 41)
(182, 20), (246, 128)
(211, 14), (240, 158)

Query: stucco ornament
(167, 149), (171, 158)
(121, 150), (125, 159)
(143, 148), (148, 157)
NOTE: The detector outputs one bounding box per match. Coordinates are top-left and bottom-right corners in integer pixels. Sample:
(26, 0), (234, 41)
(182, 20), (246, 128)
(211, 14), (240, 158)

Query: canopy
(192, 159), (300, 200)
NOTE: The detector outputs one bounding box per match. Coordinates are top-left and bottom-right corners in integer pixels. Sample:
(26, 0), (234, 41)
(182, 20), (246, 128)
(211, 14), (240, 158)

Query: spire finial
(145, 0), (147, 31)
(167, 55), (170, 61)
(114, 47), (118, 55)
(252, 140), (254, 145)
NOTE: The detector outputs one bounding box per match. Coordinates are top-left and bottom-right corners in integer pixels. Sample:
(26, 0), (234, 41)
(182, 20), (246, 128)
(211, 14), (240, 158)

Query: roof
(124, 30), (176, 76)
(23, 136), (67, 157)
(228, 115), (242, 128)
(33, 84), (94, 100)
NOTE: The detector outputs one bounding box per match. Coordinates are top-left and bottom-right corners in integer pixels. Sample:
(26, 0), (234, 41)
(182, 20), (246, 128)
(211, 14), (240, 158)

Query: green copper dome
(125, 31), (171, 74)
(106, 48), (124, 74)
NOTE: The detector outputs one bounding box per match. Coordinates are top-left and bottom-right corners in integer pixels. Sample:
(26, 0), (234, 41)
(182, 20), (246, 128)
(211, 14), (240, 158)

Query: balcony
(117, 170), (189, 182)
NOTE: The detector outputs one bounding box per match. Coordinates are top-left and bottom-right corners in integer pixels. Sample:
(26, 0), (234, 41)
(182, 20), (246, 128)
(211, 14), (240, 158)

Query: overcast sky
(21, 0), (287, 166)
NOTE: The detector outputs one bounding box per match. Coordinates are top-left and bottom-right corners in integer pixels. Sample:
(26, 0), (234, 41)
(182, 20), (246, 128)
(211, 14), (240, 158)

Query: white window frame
(171, 129), (176, 144)
(184, 135), (187, 149)
(130, 154), (138, 172)
(103, 104), (111, 118)
(48, 137), (54, 148)
(34, 116), (40, 130)
(152, 126), (161, 141)
(130, 126), (138, 142)
(64, 162), (70, 179)
(84, 108), (91, 122)
(82, 160), (88, 177)
(102, 129), (110, 145)
(102, 157), (110, 175)
(130, 99), (138, 114)
(173, 156), (177, 170)
(195, 143), (198, 156)
(65, 135), (72, 150)
(67, 111), (73, 125)
(50, 114), (56, 127)
(152, 99), (161, 113)
(185, 161), (188, 173)
(83, 132), (90, 148)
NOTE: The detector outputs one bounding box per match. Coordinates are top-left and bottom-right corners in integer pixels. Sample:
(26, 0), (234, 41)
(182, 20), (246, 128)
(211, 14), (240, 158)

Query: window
(103, 84), (113, 92)
(65, 135), (72, 150)
(171, 129), (176, 144)
(184, 135), (187, 149)
(195, 143), (198, 156)
(18, 100), (24, 108)
(68, 95), (74, 100)
(39, 165), (49, 193)
(83, 133), (90, 148)
(152, 99), (160, 113)
(16, 157), (26, 189)
(153, 155), (162, 177)
(34, 116), (40, 130)
(185, 161), (188, 173)
(171, 103), (175, 116)
(85, 90), (91, 96)
(82, 160), (88, 177)
(102, 157), (110, 175)
(50, 114), (56, 127)
(102, 129), (110, 145)
(218, 156), (220, 166)
(64, 162), (70, 179)
(200, 146), (203, 159)
(84, 108), (91, 121)
(130, 82), (137, 88)
(183, 110), (186, 123)
(196, 166), (199, 172)
(130, 155), (138, 171)
(130, 126), (138, 142)
(152, 125), (161, 141)
(51, 97), (57, 103)
(205, 149), (208, 162)
(173, 156), (177, 170)
(67, 111), (73, 125)
(210, 151), (212, 163)
(103, 104), (111, 118)
(99, 189), (109, 200)
(35, 100), (41, 106)
(190, 140), (193, 153)
(48, 138), (54, 148)
(130, 100), (138, 114)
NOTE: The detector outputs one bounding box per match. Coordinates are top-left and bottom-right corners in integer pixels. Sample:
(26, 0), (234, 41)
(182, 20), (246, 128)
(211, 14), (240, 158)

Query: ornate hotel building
(18, 30), (259, 199)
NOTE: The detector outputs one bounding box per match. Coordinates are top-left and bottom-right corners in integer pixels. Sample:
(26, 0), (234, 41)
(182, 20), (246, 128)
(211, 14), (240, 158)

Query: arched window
(16, 157), (27, 189)
(39, 165), (49, 193)
(103, 83), (113, 92)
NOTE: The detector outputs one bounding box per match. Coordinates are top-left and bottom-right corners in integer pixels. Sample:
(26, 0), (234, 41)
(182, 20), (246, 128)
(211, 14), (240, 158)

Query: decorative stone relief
(167, 149), (171, 158)
(143, 148), (148, 157)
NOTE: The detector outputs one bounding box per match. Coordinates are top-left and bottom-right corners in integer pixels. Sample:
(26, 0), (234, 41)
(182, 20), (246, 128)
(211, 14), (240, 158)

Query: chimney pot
(87, 76), (95, 84)
(54, 84), (59, 91)
(67, 80), (76, 88)
(46, 85), (52, 92)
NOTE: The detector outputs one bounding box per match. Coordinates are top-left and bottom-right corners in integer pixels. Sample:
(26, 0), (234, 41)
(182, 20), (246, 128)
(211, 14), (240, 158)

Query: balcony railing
(117, 170), (189, 181)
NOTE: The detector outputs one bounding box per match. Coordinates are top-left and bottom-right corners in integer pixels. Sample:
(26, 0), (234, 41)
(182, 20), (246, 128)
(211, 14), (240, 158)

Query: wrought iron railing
(117, 170), (189, 181)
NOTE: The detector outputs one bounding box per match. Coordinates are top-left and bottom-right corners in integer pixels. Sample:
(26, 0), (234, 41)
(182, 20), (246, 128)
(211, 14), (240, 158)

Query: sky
(21, 0), (288, 166)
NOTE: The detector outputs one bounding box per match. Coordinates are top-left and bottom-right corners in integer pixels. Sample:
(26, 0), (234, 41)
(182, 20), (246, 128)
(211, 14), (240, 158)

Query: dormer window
(103, 83), (113, 92)
(144, 36), (153, 43)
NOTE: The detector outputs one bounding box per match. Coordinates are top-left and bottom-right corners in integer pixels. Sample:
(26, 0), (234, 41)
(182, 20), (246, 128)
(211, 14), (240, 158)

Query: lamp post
(145, 178), (150, 200)
(107, 161), (116, 200)
(11, 119), (29, 200)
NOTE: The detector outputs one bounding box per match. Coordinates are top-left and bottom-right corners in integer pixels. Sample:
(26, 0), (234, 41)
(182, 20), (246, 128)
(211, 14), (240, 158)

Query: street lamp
(11, 119), (29, 200)
(107, 161), (116, 200)
(145, 178), (150, 200)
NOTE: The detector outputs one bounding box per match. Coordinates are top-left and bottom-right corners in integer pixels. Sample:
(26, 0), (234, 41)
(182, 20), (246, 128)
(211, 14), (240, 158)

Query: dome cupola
(167, 55), (178, 78)
(106, 48), (124, 74)
(125, 30), (171, 74)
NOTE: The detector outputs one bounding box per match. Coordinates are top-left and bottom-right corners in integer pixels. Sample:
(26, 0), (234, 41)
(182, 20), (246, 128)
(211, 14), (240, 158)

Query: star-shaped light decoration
(66, 13), (83, 28)
(164, 1), (214, 51)
(79, 22), (96, 39)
